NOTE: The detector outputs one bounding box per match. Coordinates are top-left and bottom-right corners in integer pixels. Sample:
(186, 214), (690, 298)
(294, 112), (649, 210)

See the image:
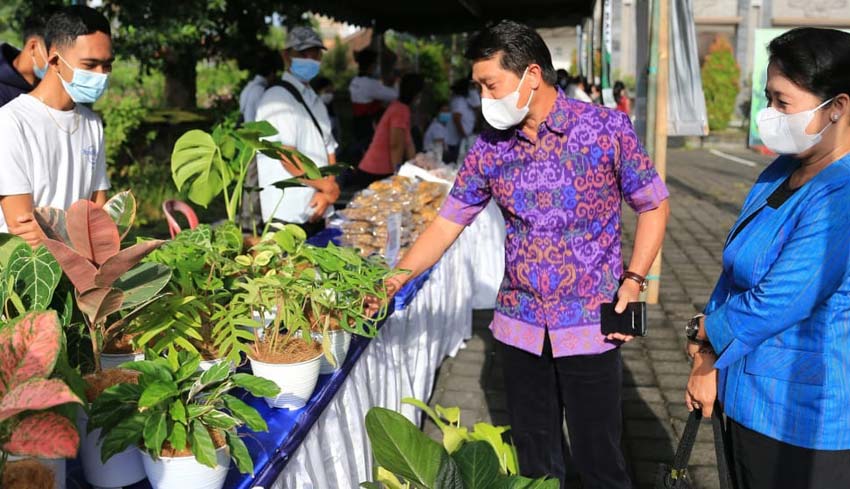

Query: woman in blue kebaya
(684, 27), (850, 489)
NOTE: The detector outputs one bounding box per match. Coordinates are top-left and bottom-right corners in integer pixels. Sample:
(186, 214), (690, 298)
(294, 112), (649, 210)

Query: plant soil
(2, 459), (54, 489)
(102, 333), (138, 354)
(252, 336), (322, 364)
(159, 429), (226, 458)
(85, 369), (140, 403)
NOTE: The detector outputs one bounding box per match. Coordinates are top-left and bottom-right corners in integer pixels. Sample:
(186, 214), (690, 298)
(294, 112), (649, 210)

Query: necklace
(37, 95), (80, 135)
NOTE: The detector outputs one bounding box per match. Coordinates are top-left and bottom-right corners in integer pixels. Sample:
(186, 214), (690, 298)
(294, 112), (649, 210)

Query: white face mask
(757, 98), (834, 155)
(481, 68), (535, 130)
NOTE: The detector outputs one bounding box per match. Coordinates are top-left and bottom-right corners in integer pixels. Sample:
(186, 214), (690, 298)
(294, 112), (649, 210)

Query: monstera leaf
(171, 129), (232, 208)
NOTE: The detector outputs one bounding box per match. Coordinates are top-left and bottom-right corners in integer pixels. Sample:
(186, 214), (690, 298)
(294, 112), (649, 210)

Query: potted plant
(89, 351), (280, 489)
(363, 399), (559, 489)
(0, 311), (85, 489)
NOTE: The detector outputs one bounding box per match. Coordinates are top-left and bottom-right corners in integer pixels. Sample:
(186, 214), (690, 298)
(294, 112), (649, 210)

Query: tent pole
(644, 0), (668, 304)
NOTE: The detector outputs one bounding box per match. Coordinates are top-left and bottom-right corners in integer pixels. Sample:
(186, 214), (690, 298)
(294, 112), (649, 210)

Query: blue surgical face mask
(32, 44), (48, 80)
(437, 111), (451, 124)
(290, 57), (321, 82)
(58, 53), (109, 103)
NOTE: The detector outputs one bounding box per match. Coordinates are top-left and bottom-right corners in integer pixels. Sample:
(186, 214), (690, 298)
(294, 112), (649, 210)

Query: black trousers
(502, 336), (631, 489)
(730, 419), (850, 489)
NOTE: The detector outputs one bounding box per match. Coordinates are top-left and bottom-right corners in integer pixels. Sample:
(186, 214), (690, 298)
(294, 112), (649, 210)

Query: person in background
(0, 5), (112, 245)
(566, 75), (592, 103)
(311, 76), (340, 142)
(589, 84), (602, 104)
(445, 78), (478, 164)
(255, 26), (339, 236)
(684, 27), (850, 489)
(614, 80), (631, 116)
(0, 11), (53, 107)
(372, 20), (668, 488)
(355, 73), (425, 188)
(556, 68), (570, 90)
(349, 48), (399, 158)
(238, 48), (283, 123)
(423, 102), (451, 160)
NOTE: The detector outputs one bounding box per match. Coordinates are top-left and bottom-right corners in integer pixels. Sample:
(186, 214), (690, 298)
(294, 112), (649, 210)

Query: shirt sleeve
(438, 136), (490, 226)
(0, 113), (32, 196)
(93, 125), (110, 192)
(706, 184), (850, 370)
(614, 111), (669, 212)
(367, 78), (399, 103)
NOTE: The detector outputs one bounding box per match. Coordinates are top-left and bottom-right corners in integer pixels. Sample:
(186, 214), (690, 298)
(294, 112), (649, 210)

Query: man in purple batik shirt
(377, 21), (669, 488)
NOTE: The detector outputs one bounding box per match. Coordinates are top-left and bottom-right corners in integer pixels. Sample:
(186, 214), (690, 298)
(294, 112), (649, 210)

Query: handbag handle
(670, 407), (703, 478)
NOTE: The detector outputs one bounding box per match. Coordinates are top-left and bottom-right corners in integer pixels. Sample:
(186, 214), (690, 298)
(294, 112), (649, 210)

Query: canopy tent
(305, 0), (596, 34)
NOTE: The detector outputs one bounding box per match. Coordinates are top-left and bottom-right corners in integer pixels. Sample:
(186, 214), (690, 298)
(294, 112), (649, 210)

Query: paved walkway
(424, 148), (773, 489)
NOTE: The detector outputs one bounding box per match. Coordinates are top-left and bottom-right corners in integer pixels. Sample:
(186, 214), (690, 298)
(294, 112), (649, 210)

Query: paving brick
(449, 360), (485, 378)
(656, 374), (690, 390)
(652, 361), (690, 375)
(622, 386), (665, 404)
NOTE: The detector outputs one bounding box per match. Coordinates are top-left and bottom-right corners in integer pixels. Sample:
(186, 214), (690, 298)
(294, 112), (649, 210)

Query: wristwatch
(622, 271), (648, 292)
(685, 313), (710, 346)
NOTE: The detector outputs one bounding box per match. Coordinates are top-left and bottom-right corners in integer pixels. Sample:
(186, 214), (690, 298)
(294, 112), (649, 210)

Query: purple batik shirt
(439, 90), (669, 357)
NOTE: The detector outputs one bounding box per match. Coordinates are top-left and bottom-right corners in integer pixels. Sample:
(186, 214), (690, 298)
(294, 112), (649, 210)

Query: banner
(668, 0), (709, 136)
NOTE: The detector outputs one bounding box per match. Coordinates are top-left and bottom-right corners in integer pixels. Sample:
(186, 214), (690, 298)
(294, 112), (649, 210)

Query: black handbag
(654, 401), (736, 489)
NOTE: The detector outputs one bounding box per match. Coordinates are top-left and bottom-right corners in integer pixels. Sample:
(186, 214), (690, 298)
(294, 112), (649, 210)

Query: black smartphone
(600, 302), (647, 336)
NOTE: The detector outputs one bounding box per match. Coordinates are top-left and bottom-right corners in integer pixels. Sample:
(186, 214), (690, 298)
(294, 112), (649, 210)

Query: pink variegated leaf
(66, 200), (120, 266)
(0, 312), (62, 397)
(3, 412), (80, 458)
(0, 378), (82, 421)
(77, 288), (125, 326)
(33, 207), (70, 245)
(41, 238), (97, 292)
(95, 240), (166, 288)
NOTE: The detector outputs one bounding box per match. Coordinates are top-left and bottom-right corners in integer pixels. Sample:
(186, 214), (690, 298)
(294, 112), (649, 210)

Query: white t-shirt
(348, 75), (398, 104)
(423, 119), (447, 152)
(256, 72), (338, 224)
(446, 95), (477, 146)
(567, 84), (593, 103)
(239, 75), (268, 123)
(0, 95), (110, 232)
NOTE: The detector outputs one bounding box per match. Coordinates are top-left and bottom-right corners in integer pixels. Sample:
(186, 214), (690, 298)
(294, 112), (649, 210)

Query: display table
(68, 228), (474, 489)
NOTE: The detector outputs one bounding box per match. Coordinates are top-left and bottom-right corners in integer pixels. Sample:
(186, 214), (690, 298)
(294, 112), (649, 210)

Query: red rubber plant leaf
(3, 412), (81, 458)
(0, 378), (82, 422)
(95, 240), (166, 288)
(66, 200), (120, 266)
(33, 206), (70, 245)
(0, 312), (62, 397)
(77, 288), (125, 326)
(40, 238), (97, 292)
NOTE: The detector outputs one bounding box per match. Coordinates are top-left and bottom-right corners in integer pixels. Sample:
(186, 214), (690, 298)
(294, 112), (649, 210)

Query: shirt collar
(283, 71), (310, 94)
(512, 88), (572, 144)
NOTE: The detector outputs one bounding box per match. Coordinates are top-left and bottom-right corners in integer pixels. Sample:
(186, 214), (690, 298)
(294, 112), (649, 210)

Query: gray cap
(286, 26), (326, 52)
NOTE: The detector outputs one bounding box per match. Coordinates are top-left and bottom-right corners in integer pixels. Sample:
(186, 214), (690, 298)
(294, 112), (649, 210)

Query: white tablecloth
(467, 200), (505, 310)
(271, 230), (474, 489)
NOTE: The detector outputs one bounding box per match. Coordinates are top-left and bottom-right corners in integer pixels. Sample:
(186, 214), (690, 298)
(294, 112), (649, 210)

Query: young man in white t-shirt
(0, 5), (112, 246)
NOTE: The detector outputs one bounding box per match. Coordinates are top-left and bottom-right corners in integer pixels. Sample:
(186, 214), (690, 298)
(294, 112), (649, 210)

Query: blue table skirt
(68, 228), (433, 488)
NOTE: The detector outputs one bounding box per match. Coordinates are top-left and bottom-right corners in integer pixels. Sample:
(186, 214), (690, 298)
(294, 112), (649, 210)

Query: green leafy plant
(363, 402), (558, 489)
(34, 192), (172, 372)
(0, 311), (85, 477)
(702, 35), (740, 132)
(89, 350), (279, 474)
(0, 235), (61, 321)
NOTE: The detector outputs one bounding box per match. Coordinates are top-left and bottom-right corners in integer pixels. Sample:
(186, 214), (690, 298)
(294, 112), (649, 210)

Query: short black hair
(465, 20), (557, 86)
(399, 73), (425, 105)
(21, 8), (56, 44)
(45, 5), (111, 51)
(768, 28), (850, 102)
(256, 48), (284, 77)
(354, 48), (378, 70)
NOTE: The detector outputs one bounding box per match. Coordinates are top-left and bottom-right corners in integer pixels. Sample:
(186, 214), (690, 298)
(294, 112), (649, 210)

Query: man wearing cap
(256, 26), (339, 234)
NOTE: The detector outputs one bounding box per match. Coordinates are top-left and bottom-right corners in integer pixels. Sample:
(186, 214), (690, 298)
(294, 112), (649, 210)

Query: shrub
(702, 35), (740, 131)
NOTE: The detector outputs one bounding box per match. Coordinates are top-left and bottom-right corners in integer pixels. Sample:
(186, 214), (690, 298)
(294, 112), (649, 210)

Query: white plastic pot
(77, 410), (145, 489)
(6, 455), (65, 489)
(318, 330), (351, 375)
(140, 446), (229, 489)
(249, 352), (322, 410)
(100, 352), (144, 370)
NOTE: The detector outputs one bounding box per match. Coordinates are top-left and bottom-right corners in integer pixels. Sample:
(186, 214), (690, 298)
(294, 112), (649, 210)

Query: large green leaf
(171, 129), (230, 207)
(101, 413), (145, 463)
(0, 234), (24, 268)
(452, 441), (500, 489)
(112, 262), (172, 309)
(190, 419), (218, 468)
(493, 476), (561, 489)
(470, 423), (518, 475)
(4, 243), (61, 311)
(365, 407), (446, 487)
(222, 394), (267, 432)
(138, 380), (179, 408)
(103, 191), (137, 242)
(143, 411), (168, 457)
(231, 373), (280, 398)
(168, 421), (187, 452)
(226, 430), (254, 474)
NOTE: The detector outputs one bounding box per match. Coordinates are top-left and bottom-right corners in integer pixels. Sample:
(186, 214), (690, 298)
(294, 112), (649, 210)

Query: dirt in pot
(102, 333), (138, 354)
(159, 428), (227, 458)
(2, 459), (54, 489)
(85, 369), (140, 403)
(252, 336), (322, 364)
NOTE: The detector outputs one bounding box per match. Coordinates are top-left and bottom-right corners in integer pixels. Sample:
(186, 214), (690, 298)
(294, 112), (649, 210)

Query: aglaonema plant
(89, 350), (280, 474)
(34, 191), (172, 372)
(0, 311), (84, 476)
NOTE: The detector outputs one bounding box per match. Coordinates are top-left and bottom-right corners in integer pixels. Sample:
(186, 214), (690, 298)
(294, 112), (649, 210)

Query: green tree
(702, 35), (740, 131)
